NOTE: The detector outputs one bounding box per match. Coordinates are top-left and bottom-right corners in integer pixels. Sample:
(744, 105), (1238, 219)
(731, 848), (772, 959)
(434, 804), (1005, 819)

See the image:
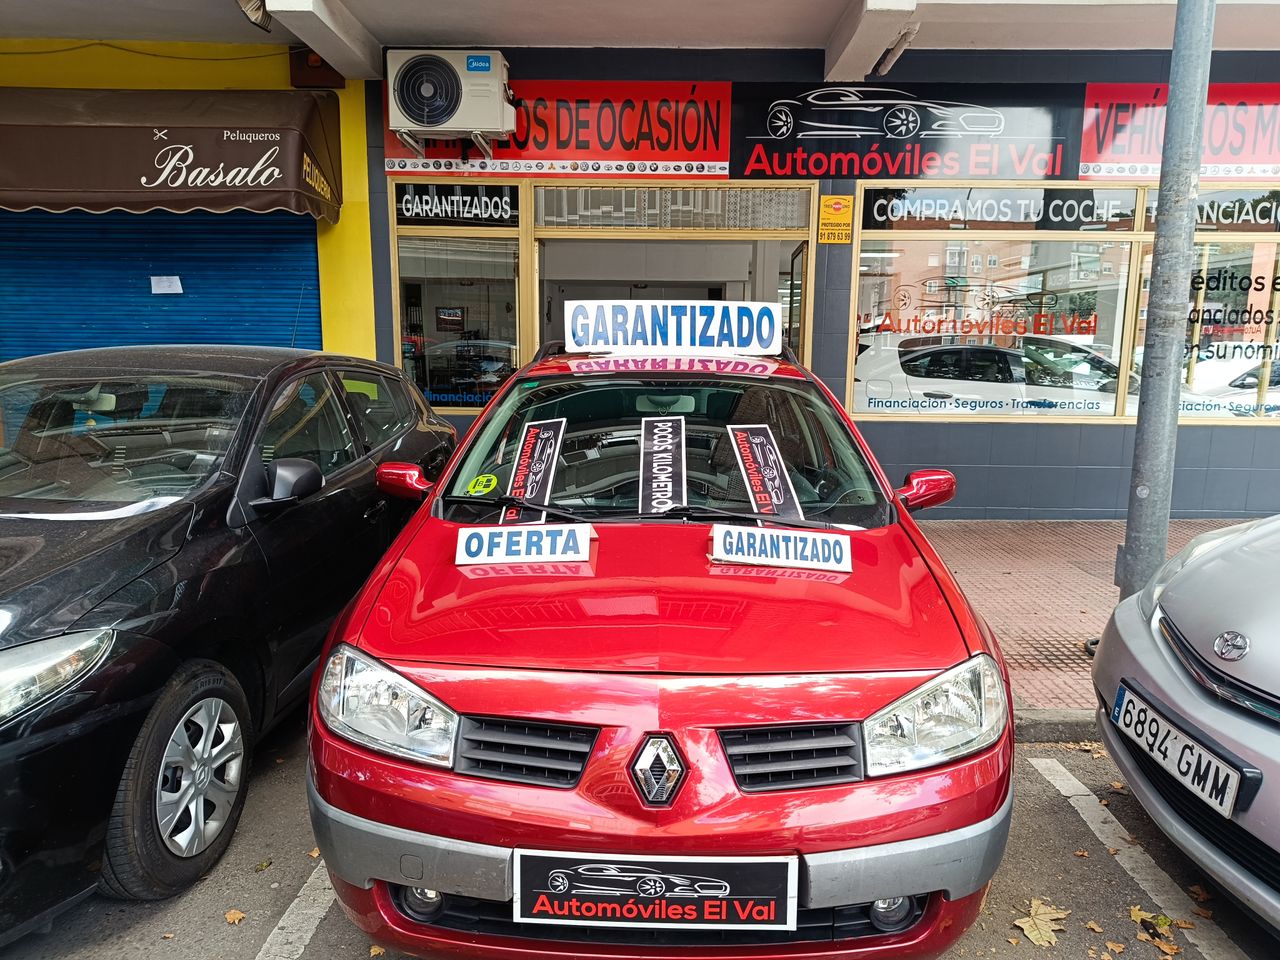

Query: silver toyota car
(1093, 519), (1279, 932)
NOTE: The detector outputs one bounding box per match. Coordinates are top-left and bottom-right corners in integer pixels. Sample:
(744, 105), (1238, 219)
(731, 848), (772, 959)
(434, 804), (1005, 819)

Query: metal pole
(1117, 0), (1218, 599)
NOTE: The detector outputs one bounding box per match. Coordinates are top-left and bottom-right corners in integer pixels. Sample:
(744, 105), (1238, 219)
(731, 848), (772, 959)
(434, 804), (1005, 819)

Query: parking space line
(254, 863), (336, 960)
(1029, 758), (1249, 960)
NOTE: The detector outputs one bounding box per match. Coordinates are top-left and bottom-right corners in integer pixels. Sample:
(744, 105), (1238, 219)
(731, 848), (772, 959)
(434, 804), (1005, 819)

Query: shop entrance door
(539, 239), (807, 349)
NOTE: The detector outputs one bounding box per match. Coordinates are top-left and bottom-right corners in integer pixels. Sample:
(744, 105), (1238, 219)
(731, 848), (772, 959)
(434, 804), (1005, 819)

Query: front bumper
(309, 772), (1012, 907)
(1093, 594), (1280, 930)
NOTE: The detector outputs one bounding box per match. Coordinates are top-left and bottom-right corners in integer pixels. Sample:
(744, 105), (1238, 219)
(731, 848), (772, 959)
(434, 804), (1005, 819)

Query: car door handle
(923, 391), (953, 399)
(363, 500), (388, 522)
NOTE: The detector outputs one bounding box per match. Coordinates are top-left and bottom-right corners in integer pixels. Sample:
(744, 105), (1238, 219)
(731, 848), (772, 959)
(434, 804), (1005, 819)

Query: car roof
(0, 344), (391, 380)
(518, 354), (810, 381)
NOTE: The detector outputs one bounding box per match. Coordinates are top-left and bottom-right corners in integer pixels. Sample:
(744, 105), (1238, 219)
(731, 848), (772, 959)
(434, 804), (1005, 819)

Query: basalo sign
(564, 300), (782, 356)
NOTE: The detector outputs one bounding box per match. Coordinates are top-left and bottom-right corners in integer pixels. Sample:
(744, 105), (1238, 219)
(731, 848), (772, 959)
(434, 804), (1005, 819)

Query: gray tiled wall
(856, 421), (1280, 520)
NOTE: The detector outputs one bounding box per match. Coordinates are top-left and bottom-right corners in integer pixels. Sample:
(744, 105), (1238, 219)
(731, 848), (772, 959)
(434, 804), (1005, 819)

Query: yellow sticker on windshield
(467, 474), (498, 495)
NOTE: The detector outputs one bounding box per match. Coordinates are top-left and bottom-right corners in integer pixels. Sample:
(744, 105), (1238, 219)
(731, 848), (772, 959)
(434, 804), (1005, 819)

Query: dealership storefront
(366, 66), (1280, 519)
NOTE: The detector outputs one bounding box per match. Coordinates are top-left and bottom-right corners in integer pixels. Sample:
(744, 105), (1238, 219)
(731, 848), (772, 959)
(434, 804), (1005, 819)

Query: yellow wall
(0, 38), (376, 358)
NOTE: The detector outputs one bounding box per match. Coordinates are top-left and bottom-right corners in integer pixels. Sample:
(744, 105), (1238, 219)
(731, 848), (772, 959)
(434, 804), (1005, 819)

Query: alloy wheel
(154, 697), (245, 858)
(883, 105), (921, 138)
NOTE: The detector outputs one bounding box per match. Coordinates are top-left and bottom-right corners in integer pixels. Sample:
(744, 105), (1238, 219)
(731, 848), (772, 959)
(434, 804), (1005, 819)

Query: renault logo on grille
(632, 736), (685, 805)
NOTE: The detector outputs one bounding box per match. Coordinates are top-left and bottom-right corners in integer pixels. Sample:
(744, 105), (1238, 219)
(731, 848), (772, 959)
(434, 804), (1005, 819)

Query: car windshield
(0, 373), (255, 508)
(442, 375), (893, 529)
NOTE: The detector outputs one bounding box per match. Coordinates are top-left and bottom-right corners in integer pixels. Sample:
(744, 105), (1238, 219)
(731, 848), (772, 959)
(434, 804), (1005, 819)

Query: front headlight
(0, 629), (114, 723)
(318, 644), (458, 768)
(863, 654), (1007, 777)
(1136, 522), (1256, 619)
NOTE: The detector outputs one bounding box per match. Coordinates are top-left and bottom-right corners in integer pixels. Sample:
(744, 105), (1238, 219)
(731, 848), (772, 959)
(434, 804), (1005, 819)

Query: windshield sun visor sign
(503, 418), (567, 523)
(640, 416), (687, 514)
(565, 300), (782, 356)
(726, 424), (804, 521)
(456, 524), (595, 565)
(711, 524), (852, 573)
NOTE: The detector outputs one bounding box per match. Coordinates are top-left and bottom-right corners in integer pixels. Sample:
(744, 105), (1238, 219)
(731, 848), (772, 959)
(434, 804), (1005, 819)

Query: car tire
(883, 105), (921, 138)
(99, 660), (254, 900)
(767, 105), (794, 139)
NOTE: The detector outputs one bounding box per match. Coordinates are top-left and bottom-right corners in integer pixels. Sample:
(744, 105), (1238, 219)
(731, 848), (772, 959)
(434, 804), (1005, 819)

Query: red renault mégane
(309, 300), (1012, 960)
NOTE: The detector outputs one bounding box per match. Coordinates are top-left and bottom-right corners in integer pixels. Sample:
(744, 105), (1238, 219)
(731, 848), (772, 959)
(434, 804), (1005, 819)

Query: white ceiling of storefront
(3, 0), (1280, 79)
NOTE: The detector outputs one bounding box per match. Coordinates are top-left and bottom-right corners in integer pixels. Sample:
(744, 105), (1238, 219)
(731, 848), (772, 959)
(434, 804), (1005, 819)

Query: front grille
(720, 723), (862, 792)
(1119, 736), (1280, 894)
(1159, 617), (1280, 727)
(420, 892), (926, 945)
(456, 715), (598, 788)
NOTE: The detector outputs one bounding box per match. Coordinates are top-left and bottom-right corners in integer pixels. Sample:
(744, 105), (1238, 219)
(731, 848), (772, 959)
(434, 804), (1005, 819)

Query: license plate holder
(513, 850), (798, 930)
(1111, 682), (1241, 818)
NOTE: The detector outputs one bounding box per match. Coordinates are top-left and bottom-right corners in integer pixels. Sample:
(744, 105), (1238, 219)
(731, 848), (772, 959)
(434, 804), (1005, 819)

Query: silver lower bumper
(308, 773), (1012, 908)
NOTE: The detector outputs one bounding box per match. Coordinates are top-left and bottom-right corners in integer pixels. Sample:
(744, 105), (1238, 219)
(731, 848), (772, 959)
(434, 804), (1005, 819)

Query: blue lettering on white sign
(456, 524), (593, 565)
(709, 523), (852, 573)
(466, 55), (492, 72)
(564, 300), (783, 357)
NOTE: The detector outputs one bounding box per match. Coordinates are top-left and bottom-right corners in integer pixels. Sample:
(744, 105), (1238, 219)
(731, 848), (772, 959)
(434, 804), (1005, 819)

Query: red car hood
(356, 520), (969, 675)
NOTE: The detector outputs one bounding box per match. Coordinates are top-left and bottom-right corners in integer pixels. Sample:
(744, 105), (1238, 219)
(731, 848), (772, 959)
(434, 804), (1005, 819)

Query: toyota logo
(631, 736), (685, 806)
(1213, 631), (1250, 662)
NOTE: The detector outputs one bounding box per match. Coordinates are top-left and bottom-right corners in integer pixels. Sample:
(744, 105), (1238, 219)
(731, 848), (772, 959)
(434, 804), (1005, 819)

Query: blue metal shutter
(0, 209), (321, 362)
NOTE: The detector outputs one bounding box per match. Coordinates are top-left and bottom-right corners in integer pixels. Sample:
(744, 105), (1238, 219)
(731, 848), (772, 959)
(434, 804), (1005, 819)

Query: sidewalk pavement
(918, 518), (1235, 741)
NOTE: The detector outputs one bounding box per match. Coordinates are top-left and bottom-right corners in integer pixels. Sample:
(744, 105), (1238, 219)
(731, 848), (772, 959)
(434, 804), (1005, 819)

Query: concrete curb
(1015, 708), (1099, 743)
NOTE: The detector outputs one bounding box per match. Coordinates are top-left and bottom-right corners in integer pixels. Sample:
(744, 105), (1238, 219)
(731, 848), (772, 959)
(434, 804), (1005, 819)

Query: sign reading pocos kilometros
(564, 300), (782, 356)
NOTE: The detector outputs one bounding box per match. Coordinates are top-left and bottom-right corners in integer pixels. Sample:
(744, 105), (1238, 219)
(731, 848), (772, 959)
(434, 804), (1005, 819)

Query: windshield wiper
(440, 494), (594, 524)
(636, 504), (838, 530)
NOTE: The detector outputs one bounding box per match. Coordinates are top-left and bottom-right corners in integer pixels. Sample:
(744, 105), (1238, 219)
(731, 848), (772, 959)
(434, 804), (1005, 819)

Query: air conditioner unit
(386, 49), (515, 157)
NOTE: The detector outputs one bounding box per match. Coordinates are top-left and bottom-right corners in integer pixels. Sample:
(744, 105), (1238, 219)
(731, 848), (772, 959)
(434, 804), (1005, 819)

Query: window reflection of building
(397, 237), (518, 410)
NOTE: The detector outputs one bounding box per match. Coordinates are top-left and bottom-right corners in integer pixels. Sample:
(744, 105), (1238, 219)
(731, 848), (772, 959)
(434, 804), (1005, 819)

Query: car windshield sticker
(709, 523), (852, 574)
(513, 850), (798, 931)
(639, 416), (687, 514)
(456, 524), (595, 565)
(503, 418), (567, 523)
(467, 473), (499, 495)
(564, 300), (782, 356)
(726, 424), (804, 521)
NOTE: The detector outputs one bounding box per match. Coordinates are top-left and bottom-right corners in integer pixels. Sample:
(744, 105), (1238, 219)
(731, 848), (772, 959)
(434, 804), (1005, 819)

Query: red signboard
(385, 81), (731, 178)
(1081, 83), (1280, 179)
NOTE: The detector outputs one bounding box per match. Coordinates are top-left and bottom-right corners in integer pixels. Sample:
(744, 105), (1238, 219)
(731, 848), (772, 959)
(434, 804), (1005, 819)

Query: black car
(0, 345), (455, 945)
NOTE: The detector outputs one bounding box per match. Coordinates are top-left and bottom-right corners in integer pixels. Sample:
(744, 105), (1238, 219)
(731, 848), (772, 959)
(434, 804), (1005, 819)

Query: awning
(0, 88), (342, 223)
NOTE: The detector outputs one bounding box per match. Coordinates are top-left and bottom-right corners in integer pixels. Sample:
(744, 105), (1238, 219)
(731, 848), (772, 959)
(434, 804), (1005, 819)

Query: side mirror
(249, 458), (323, 512)
(895, 468), (956, 512)
(377, 462), (433, 500)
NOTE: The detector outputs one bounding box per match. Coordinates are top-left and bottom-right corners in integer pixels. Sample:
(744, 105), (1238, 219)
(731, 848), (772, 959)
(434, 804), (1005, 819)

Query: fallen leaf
(1014, 899), (1071, 947)
(1187, 884), (1213, 902)
(1111, 780), (1128, 792)
(1093, 750), (1109, 760)
(307, 847), (320, 859)
(1086, 920), (1104, 932)
(1192, 907), (1213, 920)
(275, 757), (285, 765)
(1103, 954), (1113, 960)
(370, 947), (386, 958)
(1154, 941), (1182, 956)
(1137, 931), (1155, 944)
(161, 933), (174, 940)
(224, 909), (246, 926)
(1173, 919), (1195, 929)
(1130, 905), (1156, 924)
(1007, 938), (1020, 945)
(1075, 849), (1091, 858)
(1100, 798), (1111, 806)
(1108, 847), (1120, 856)
(254, 859), (272, 873)
(1106, 942), (1125, 954)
